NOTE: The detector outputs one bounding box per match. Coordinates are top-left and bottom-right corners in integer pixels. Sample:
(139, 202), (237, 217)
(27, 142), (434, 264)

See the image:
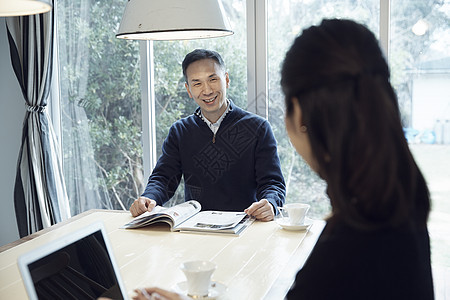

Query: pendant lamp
(0, 0), (51, 16)
(116, 0), (233, 41)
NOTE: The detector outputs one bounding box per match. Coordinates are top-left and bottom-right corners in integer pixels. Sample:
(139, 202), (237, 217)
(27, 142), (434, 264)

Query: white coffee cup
(180, 260), (216, 297)
(277, 203), (310, 225)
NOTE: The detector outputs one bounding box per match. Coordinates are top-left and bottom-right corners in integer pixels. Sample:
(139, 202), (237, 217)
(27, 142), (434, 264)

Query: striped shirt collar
(195, 99), (231, 134)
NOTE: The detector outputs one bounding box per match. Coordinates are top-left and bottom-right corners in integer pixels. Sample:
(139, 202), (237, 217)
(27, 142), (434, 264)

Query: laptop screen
(18, 222), (128, 300)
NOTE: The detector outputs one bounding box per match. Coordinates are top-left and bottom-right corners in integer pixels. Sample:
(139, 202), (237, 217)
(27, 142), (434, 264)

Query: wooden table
(0, 209), (325, 299)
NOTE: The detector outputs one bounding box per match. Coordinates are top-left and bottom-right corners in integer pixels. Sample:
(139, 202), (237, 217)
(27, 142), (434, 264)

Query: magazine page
(175, 211), (247, 232)
(162, 200), (202, 228)
(177, 214), (254, 235)
(121, 200), (201, 229)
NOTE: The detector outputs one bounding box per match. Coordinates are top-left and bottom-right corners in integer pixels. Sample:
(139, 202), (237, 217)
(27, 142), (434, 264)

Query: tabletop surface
(0, 209), (325, 299)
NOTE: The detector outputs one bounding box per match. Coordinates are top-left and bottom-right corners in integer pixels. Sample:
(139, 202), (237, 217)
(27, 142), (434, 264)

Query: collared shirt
(200, 99), (231, 135)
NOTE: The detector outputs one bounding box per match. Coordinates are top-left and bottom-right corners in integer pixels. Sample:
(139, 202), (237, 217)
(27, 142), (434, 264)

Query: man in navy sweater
(130, 49), (285, 221)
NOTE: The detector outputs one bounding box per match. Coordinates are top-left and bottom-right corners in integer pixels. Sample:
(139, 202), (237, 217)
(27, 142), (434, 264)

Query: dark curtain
(6, 1), (70, 237)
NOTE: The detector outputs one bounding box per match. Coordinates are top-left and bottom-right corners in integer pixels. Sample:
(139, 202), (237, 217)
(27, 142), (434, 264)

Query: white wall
(0, 18), (23, 246)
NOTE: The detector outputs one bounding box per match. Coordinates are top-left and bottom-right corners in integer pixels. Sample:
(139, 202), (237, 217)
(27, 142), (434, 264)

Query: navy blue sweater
(142, 101), (286, 211)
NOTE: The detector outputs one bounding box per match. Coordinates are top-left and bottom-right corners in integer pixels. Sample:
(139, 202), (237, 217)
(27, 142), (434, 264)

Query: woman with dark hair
(282, 19), (434, 299)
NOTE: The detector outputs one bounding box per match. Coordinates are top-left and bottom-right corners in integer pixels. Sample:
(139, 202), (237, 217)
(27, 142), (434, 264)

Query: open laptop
(18, 221), (129, 300)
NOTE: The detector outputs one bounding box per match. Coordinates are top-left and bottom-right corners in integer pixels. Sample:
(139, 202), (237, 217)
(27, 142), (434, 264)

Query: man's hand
(130, 197), (157, 217)
(244, 199), (274, 221)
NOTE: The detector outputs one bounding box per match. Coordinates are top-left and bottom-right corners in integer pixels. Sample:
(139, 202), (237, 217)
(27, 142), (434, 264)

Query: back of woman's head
(281, 19), (430, 230)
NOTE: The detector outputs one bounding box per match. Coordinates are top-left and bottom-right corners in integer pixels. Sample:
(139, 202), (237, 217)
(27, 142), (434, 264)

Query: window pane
(152, 0), (247, 206)
(57, 0), (142, 213)
(389, 0), (450, 284)
(268, 0), (379, 219)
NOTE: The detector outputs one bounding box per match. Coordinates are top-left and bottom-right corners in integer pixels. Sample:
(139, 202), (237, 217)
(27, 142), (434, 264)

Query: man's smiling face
(185, 58), (230, 123)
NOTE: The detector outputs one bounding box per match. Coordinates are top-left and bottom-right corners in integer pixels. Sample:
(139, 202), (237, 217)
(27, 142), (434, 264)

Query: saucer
(173, 281), (227, 299)
(276, 217), (313, 231)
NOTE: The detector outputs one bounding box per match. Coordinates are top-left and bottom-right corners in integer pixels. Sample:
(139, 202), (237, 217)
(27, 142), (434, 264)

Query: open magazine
(121, 200), (254, 235)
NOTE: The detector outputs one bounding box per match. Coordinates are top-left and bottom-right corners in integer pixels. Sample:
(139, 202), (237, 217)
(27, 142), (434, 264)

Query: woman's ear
(292, 97), (305, 133)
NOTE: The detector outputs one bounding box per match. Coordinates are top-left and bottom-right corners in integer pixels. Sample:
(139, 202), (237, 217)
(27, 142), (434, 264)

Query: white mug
(180, 260), (216, 297)
(277, 203), (310, 225)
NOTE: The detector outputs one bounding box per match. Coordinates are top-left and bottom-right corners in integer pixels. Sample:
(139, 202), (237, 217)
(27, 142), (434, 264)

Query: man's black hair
(182, 49), (226, 82)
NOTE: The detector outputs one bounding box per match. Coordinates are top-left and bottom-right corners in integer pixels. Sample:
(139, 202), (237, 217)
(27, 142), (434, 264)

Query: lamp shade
(116, 0), (233, 40)
(0, 0), (51, 16)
